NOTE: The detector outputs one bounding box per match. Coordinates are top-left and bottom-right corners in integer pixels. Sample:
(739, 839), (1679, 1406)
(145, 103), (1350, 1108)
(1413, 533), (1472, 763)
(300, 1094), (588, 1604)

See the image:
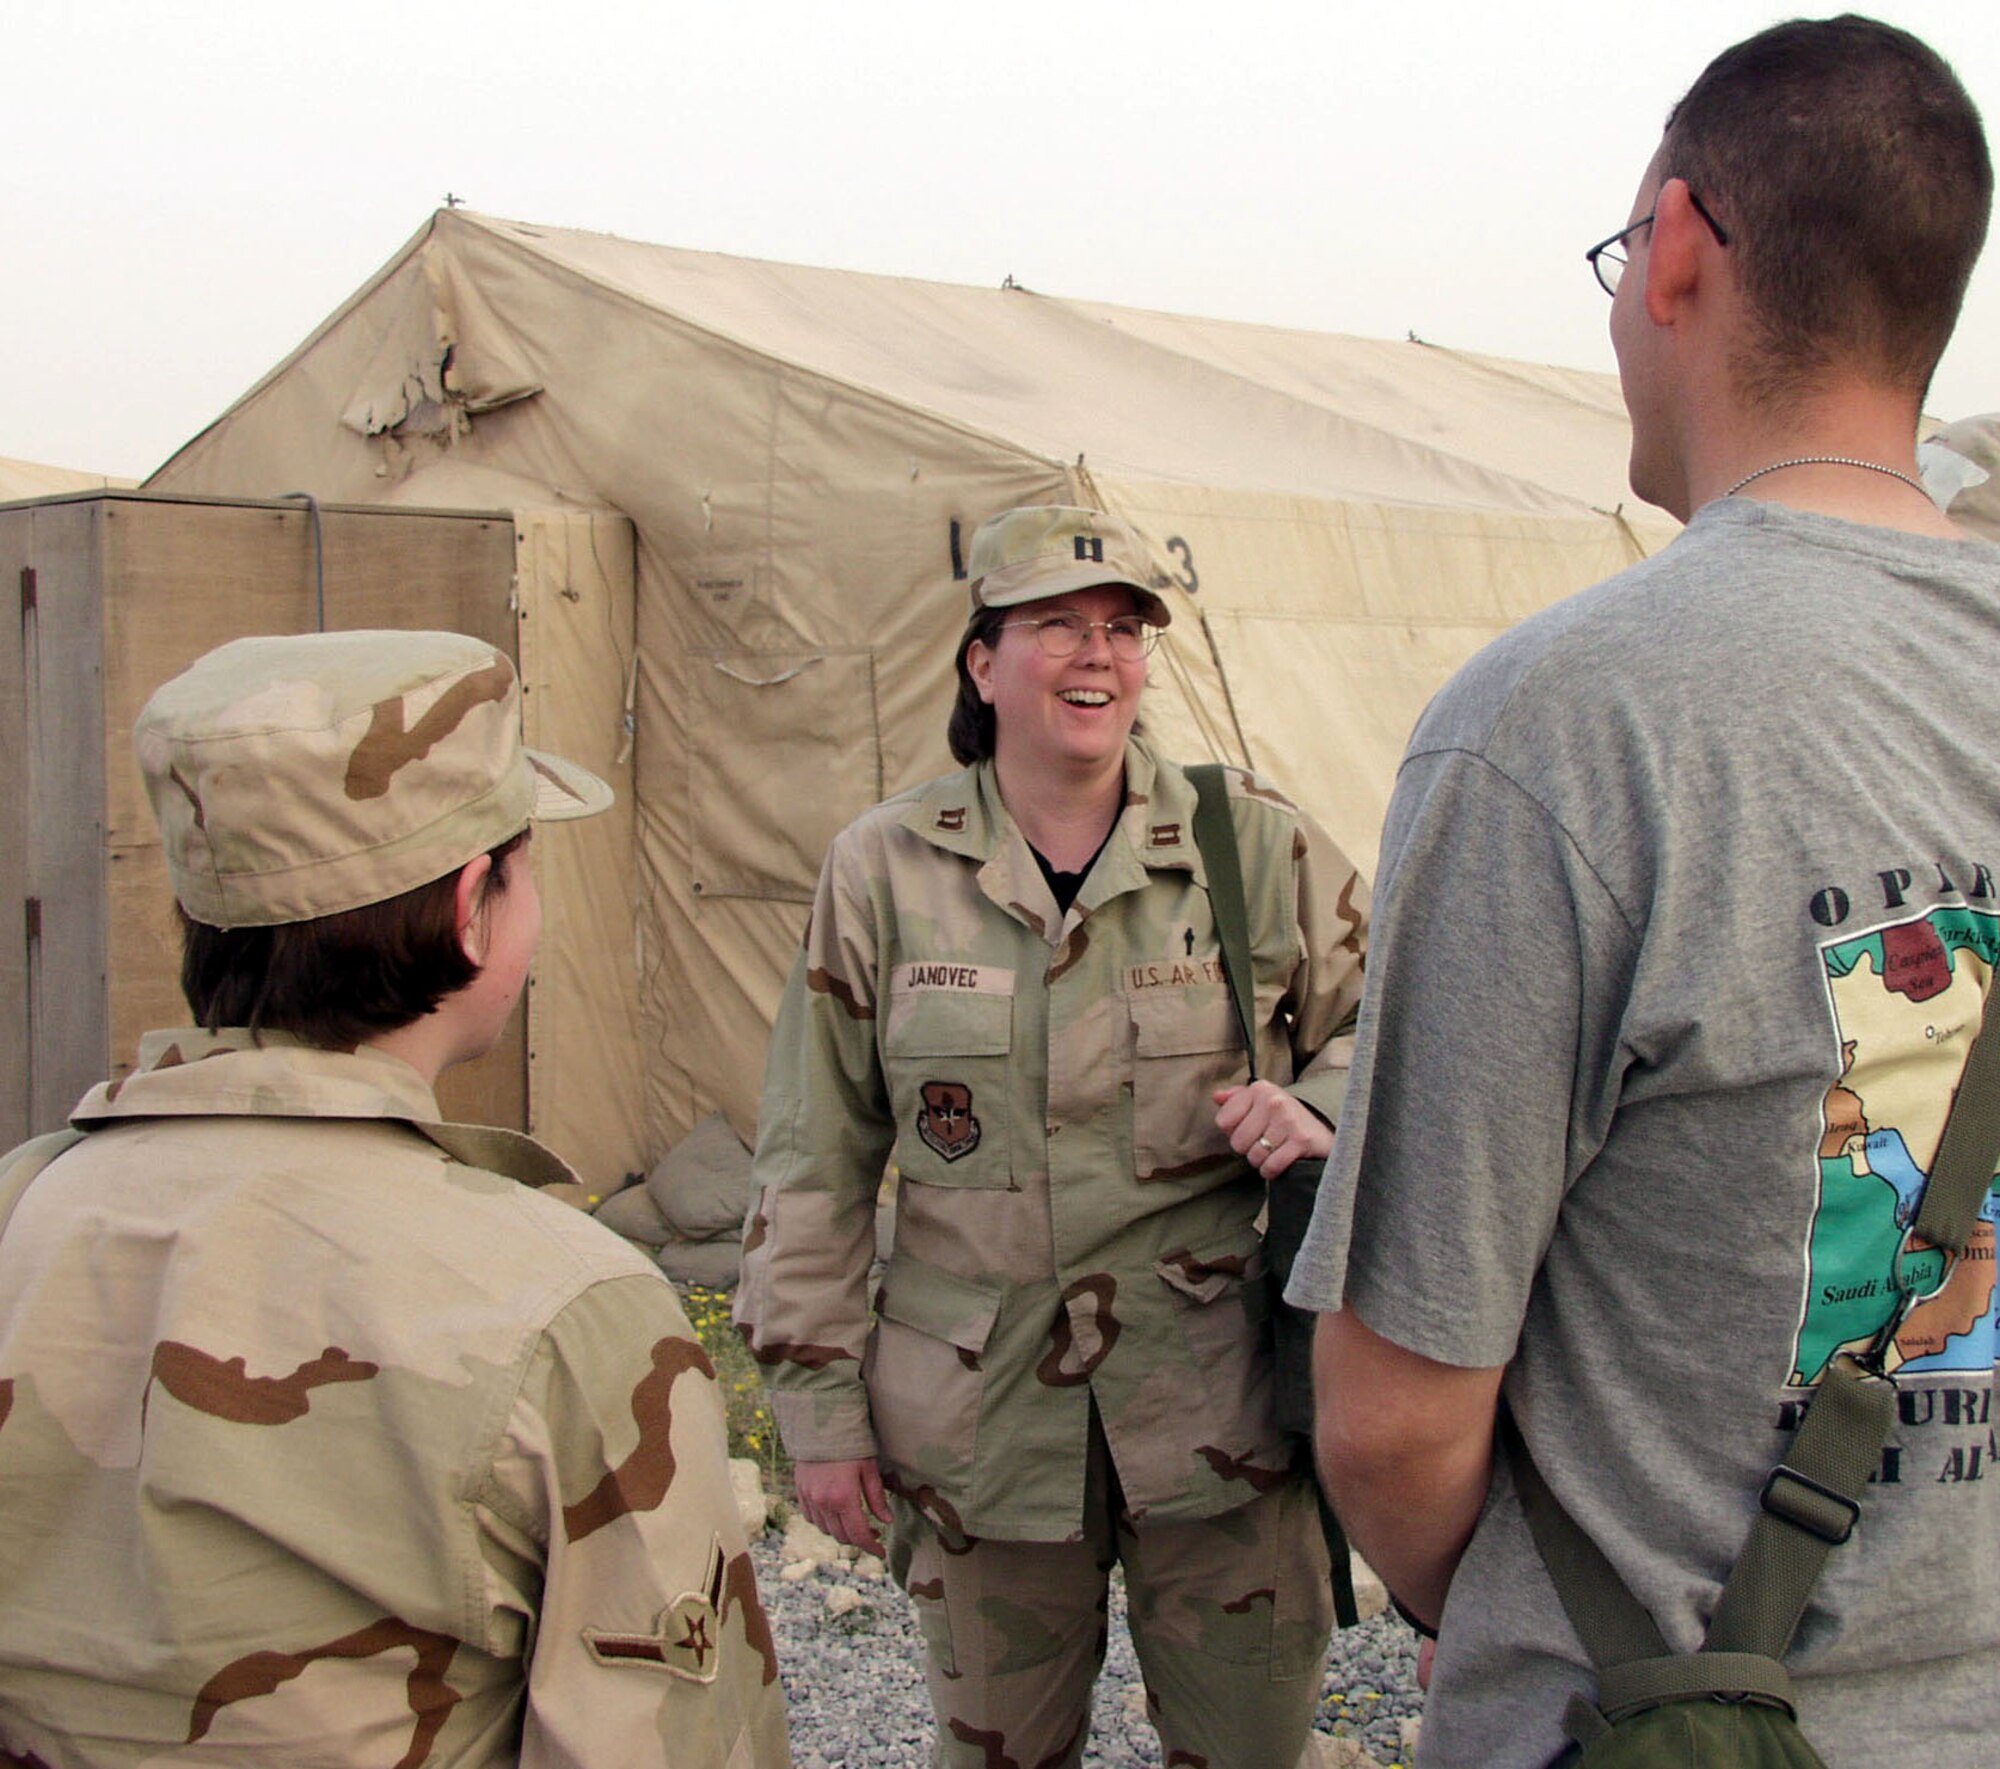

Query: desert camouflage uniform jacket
(0, 1030), (789, 1769)
(735, 739), (1368, 1540)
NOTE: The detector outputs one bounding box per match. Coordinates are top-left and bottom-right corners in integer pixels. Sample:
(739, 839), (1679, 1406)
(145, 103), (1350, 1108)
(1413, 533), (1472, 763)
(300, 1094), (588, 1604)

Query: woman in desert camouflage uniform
(736, 507), (1368, 1769)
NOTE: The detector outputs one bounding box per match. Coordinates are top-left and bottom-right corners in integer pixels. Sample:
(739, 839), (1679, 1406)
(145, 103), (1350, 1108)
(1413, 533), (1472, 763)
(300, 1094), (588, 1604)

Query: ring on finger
(1256, 1134), (1278, 1153)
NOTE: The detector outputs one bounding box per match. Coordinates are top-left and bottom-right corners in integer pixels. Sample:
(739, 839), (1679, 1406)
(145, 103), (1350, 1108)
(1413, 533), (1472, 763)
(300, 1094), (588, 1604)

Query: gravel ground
(750, 1529), (1425, 1769)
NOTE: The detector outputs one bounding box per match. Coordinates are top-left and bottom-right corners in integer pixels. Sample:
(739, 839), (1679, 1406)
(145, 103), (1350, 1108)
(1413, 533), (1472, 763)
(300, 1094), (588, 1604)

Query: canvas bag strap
(1187, 763), (1258, 1080)
(1905, 962), (2000, 1254)
(1186, 761), (1362, 1632)
(1504, 1404), (1805, 1728)
(1698, 1353), (1894, 1661)
(1502, 1405), (1672, 1666)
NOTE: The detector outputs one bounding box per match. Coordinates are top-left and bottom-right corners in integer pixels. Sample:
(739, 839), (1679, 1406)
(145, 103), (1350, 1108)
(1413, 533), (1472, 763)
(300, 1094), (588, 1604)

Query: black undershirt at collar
(1030, 822), (1117, 915)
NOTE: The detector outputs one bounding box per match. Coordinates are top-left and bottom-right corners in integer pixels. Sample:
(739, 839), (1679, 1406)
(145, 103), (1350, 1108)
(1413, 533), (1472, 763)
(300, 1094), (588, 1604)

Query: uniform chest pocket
(1128, 986), (1248, 1182)
(884, 989), (1014, 1189)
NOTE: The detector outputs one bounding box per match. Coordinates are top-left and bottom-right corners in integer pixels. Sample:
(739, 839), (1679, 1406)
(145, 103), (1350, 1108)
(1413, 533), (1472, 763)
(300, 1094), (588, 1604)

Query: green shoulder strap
(1510, 965), (2000, 1732)
(1186, 759), (1362, 1628)
(1187, 763), (1258, 1078)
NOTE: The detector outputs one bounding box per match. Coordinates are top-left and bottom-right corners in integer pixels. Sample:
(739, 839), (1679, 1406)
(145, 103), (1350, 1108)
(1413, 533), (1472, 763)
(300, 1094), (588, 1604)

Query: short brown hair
(179, 831), (529, 1049)
(946, 607), (1010, 764)
(1662, 15), (1991, 406)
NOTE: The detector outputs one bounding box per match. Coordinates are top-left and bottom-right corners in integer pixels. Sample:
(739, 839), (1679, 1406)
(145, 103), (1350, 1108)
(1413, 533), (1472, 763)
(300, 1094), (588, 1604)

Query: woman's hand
(1213, 1080), (1333, 1176)
(792, 1456), (891, 1557)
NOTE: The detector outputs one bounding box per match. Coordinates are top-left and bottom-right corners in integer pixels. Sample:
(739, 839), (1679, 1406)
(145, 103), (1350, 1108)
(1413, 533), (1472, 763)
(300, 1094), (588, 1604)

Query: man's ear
(454, 854), (495, 965)
(1642, 177), (1710, 326)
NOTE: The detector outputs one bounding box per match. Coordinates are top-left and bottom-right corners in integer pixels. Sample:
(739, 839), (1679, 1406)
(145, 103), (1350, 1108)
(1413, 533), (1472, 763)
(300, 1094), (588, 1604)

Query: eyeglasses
(1585, 188), (1730, 296)
(996, 612), (1160, 661)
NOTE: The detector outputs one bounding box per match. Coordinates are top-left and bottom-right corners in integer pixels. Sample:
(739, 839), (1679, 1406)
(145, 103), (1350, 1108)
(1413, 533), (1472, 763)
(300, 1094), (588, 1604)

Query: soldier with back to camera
(0, 629), (790, 1767)
(1293, 16), (1999, 1768)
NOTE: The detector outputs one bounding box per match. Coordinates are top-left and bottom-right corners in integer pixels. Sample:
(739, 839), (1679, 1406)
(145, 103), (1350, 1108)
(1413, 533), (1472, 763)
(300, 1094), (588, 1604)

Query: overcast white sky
(7, 0), (1997, 480)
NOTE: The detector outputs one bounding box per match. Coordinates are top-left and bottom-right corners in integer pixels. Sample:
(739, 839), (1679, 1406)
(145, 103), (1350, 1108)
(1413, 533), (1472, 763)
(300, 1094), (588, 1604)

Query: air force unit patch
(916, 1080), (981, 1162)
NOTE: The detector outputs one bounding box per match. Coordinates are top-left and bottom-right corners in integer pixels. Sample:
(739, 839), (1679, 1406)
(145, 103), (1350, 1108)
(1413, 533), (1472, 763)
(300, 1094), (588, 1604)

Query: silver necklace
(1725, 455), (1929, 499)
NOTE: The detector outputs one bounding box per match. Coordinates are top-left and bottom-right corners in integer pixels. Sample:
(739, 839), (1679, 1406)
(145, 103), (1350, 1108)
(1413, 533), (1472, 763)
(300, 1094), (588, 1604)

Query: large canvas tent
(145, 207), (1676, 1183)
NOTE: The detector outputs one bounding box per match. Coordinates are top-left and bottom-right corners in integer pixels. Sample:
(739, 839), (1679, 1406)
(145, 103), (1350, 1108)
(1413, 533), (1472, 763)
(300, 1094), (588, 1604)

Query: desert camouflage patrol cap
(966, 505), (1172, 626)
(136, 629), (613, 929)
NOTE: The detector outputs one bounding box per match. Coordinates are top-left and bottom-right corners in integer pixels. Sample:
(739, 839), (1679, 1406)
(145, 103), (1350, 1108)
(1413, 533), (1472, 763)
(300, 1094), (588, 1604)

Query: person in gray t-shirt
(1288, 19), (1999, 1769)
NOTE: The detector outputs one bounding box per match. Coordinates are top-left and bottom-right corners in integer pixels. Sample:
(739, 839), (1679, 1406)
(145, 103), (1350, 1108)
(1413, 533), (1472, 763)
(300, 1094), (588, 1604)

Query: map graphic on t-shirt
(1796, 907), (2000, 1386)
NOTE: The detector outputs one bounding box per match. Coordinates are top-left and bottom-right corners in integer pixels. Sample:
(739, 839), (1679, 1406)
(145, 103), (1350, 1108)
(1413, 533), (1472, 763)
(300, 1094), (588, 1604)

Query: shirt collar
(901, 739), (1202, 868)
(70, 1029), (579, 1190)
(899, 739), (1208, 936)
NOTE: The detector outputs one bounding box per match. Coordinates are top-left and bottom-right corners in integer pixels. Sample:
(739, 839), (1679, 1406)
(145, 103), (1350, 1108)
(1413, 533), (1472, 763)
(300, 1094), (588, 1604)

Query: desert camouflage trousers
(886, 1411), (1333, 1769)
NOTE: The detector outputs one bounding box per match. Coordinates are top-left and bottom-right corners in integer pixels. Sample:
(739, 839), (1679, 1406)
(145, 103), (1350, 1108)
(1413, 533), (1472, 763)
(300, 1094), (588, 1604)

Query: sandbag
(594, 1180), (674, 1247)
(655, 1233), (745, 1290)
(646, 1113), (754, 1240)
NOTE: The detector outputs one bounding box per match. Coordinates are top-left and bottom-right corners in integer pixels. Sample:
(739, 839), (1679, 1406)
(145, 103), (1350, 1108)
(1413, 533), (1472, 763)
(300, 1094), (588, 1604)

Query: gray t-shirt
(1290, 499), (2000, 1768)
